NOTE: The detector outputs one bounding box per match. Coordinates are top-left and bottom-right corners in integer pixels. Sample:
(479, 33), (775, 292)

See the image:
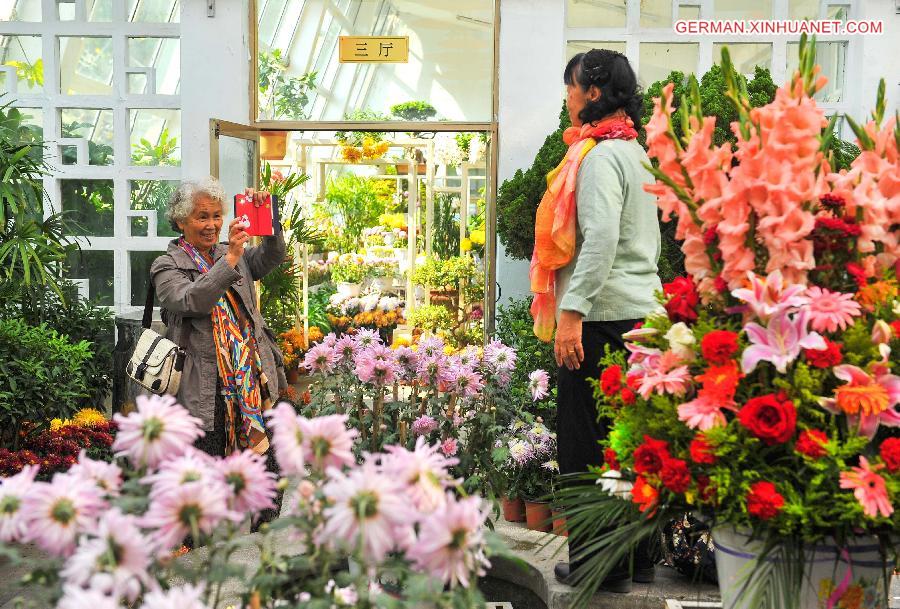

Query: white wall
(855, 1), (900, 125)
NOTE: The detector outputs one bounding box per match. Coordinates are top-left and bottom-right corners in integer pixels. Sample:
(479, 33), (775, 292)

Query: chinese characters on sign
(338, 36), (409, 63)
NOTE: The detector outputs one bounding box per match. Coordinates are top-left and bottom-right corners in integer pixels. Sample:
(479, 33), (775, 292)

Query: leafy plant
(412, 255), (477, 291)
(331, 261), (366, 284)
(432, 192), (461, 260)
(4, 57), (43, 88)
(408, 304), (454, 333)
(333, 109), (390, 148)
(257, 49), (317, 120)
(0, 319), (91, 449)
(319, 174), (390, 249)
(390, 101), (437, 122)
(130, 127), (178, 166)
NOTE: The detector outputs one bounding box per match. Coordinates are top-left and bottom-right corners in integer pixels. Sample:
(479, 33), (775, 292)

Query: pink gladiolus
(741, 309), (826, 374)
(0, 464), (38, 543)
(819, 364), (900, 438)
(22, 473), (105, 557)
(732, 270), (809, 322)
(528, 369), (550, 401)
(217, 450), (278, 514)
(299, 414), (358, 472)
(805, 286), (862, 333)
(112, 394), (204, 469)
(839, 457), (893, 518)
(265, 401), (307, 476)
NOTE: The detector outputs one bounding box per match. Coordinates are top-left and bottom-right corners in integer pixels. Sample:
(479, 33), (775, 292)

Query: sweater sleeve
(558, 151), (624, 316)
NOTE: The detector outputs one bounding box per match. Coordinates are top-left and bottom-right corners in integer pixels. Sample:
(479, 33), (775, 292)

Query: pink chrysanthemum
(412, 415), (438, 437)
(441, 437), (459, 457)
(61, 509), (150, 603)
(417, 335), (446, 358)
(265, 401), (307, 476)
(319, 462), (416, 564)
(0, 464), (38, 543)
(217, 450), (277, 514)
(355, 352), (399, 386)
(112, 394), (204, 469)
(528, 370), (550, 401)
(409, 494), (491, 588)
(839, 457), (893, 519)
(805, 286), (862, 333)
(483, 340), (517, 375)
(381, 438), (459, 514)
(392, 346), (420, 380)
(140, 584), (210, 609)
(140, 479), (238, 553)
(321, 332), (339, 348)
(142, 449), (219, 501)
(416, 354), (449, 386)
(69, 451), (123, 497)
(303, 343), (339, 374)
(22, 473), (105, 557)
(299, 414), (358, 472)
(353, 328), (382, 348)
(57, 586), (125, 609)
(446, 366), (484, 398)
(333, 335), (360, 366)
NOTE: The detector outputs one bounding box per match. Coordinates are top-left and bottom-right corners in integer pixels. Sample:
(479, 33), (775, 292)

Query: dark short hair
(564, 49), (643, 127)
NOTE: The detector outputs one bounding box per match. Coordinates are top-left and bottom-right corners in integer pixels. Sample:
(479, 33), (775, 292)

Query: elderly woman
(151, 177), (286, 458)
(530, 49), (662, 591)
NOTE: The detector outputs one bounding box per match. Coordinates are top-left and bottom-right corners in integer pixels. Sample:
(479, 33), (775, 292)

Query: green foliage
(60, 120), (114, 165)
(4, 58), (43, 88)
(319, 174), (390, 249)
(390, 101), (437, 122)
(333, 109), (390, 148)
(131, 127), (178, 166)
(408, 304), (454, 333)
(257, 49), (317, 120)
(412, 256), (477, 290)
(330, 261), (366, 284)
(431, 192), (460, 260)
(0, 319), (91, 448)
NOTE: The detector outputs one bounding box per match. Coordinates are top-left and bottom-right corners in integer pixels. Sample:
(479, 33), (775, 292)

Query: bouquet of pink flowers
(559, 39), (899, 608)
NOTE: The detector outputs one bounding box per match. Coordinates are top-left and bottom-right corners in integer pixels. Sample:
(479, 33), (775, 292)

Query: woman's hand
(555, 310), (584, 371)
(225, 217), (250, 268)
(244, 187), (270, 207)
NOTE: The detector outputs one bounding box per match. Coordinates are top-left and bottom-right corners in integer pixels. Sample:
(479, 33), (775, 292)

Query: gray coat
(149, 234), (287, 431)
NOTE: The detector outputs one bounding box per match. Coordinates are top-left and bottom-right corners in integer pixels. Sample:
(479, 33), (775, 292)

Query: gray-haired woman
(150, 176), (287, 458)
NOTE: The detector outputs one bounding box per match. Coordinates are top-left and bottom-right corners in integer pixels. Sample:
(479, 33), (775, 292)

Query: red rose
(660, 458), (691, 493)
(689, 435), (717, 464)
(663, 277), (700, 324)
(604, 448), (620, 471)
(600, 365), (623, 396)
(632, 435), (670, 475)
(804, 339), (843, 368)
(701, 330), (739, 365)
(746, 481), (785, 520)
(738, 394), (797, 445)
(880, 437), (900, 473)
(621, 387), (637, 405)
(795, 429), (828, 459)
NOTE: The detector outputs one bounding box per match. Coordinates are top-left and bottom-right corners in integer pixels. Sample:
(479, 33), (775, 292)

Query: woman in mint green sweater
(550, 49), (662, 592)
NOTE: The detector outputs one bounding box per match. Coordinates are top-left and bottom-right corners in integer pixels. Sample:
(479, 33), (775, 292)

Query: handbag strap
(144, 275), (191, 348)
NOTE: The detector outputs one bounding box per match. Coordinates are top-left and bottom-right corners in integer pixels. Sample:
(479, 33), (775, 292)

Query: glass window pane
(787, 42), (846, 103)
(0, 35), (43, 94)
(713, 43), (772, 77)
(130, 251), (165, 305)
(59, 37), (114, 95)
(59, 108), (114, 166)
(258, 0), (291, 48)
(713, 0), (771, 19)
(566, 0), (627, 28)
(130, 180), (180, 237)
(57, 0), (112, 21)
(2, 0), (42, 20)
(827, 4), (849, 21)
(639, 43), (698, 87)
(128, 0), (180, 22)
(641, 0), (672, 28)
(66, 250), (114, 305)
(127, 37), (181, 94)
(789, 0), (821, 19)
(258, 0), (495, 123)
(129, 108), (181, 166)
(678, 5), (701, 19)
(61, 179), (115, 236)
(567, 41), (627, 60)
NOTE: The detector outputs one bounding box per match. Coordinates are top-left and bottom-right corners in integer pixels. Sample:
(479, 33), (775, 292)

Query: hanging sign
(339, 36), (409, 63)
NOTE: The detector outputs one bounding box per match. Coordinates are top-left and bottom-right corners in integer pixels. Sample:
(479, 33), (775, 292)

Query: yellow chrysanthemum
(470, 229), (486, 246)
(50, 418), (66, 431)
(73, 408), (107, 427)
(460, 238), (472, 252)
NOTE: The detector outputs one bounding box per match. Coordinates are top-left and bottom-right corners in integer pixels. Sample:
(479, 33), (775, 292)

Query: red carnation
(632, 435), (670, 475)
(663, 277), (700, 324)
(819, 193), (846, 212)
(621, 387), (637, 405)
(600, 365), (623, 396)
(604, 447), (620, 471)
(701, 330), (739, 365)
(746, 481), (785, 520)
(713, 276), (728, 294)
(795, 429), (829, 459)
(890, 321), (900, 338)
(846, 263), (868, 289)
(696, 475), (716, 504)
(804, 339), (843, 368)
(660, 458), (691, 493)
(738, 394), (797, 445)
(880, 437), (900, 473)
(689, 435), (717, 464)
(702, 225), (718, 246)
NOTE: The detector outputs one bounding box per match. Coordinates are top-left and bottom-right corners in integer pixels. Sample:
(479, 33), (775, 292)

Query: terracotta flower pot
(502, 496), (525, 523)
(286, 367), (300, 384)
(524, 500), (552, 532)
(551, 510), (568, 537)
(260, 130), (288, 160)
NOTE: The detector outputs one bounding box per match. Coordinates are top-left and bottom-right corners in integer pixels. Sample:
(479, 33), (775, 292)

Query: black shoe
(554, 562), (574, 586)
(632, 565), (656, 583)
(553, 563), (633, 593)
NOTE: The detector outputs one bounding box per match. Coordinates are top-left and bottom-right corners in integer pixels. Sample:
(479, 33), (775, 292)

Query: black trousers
(557, 319), (653, 578)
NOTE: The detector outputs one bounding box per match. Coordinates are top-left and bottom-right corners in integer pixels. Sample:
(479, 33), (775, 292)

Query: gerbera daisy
(839, 457), (893, 518)
(0, 464), (38, 543)
(819, 364), (900, 438)
(112, 394), (204, 469)
(264, 402), (307, 476)
(216, 450), (277, 514)
(22, 473), (105, 557)
(805, 286), (862, 333)
(299, 414), (358, 472)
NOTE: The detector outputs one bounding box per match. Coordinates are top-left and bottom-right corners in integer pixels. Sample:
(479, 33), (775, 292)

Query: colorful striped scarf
(529, 112), (639, 342)
(180, 238), (270, 455)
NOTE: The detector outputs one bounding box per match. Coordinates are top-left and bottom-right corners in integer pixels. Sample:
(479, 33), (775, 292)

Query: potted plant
(330, 259), (366, 297)
(412, 255), (477, 309)
(558, 42), (900, 608)
(390, 101), (437, 122)
(366, 259), (398, 294)
(334, 109), (390, 162)
(496, 416), (557, 532)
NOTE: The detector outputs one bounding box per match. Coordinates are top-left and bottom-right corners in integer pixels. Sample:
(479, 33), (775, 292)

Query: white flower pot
(370, 277), (393, 293)
(712, 526), (890, 609)
(336, 282), (361, 298)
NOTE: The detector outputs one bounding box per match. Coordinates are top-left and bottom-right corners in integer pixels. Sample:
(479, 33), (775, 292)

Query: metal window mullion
(0, 21), (177, 36)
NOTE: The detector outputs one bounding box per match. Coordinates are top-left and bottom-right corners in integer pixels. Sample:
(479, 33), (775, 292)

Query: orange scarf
(529, 112), (638, 342)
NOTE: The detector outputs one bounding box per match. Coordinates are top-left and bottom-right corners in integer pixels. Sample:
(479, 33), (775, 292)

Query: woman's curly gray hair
(166, 177), (226, 232)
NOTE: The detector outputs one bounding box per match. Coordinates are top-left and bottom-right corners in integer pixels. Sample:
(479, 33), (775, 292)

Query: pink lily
(741, 309), (826, 374)
(626, 343), (663, 368)
(732, 270), (809, 322)
(819, 362), (900, 438)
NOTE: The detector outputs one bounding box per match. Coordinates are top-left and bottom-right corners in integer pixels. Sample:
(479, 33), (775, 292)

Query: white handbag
(126, 283), (187, 395)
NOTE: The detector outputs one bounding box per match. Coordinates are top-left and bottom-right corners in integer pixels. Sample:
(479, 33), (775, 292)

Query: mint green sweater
(556, 138), (663, 321)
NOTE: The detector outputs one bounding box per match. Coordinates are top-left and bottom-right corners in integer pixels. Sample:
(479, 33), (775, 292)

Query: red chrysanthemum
(660, 458), (691, 493)
(746, 481), (785, 520)
(795, 429), (829, 459)
(621, 387), (637, 405)
(880, 437), (900, 473)
(689, 435), (717, 464)
(604, 447), (620, 471)
(738, 394), (797, 445)
(632, 436), (670, 475)
(804, 339), (843, 368)
(600, 365), (623, 396)
(663, 277), (700, 324)
(701, 330), (740, 365)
